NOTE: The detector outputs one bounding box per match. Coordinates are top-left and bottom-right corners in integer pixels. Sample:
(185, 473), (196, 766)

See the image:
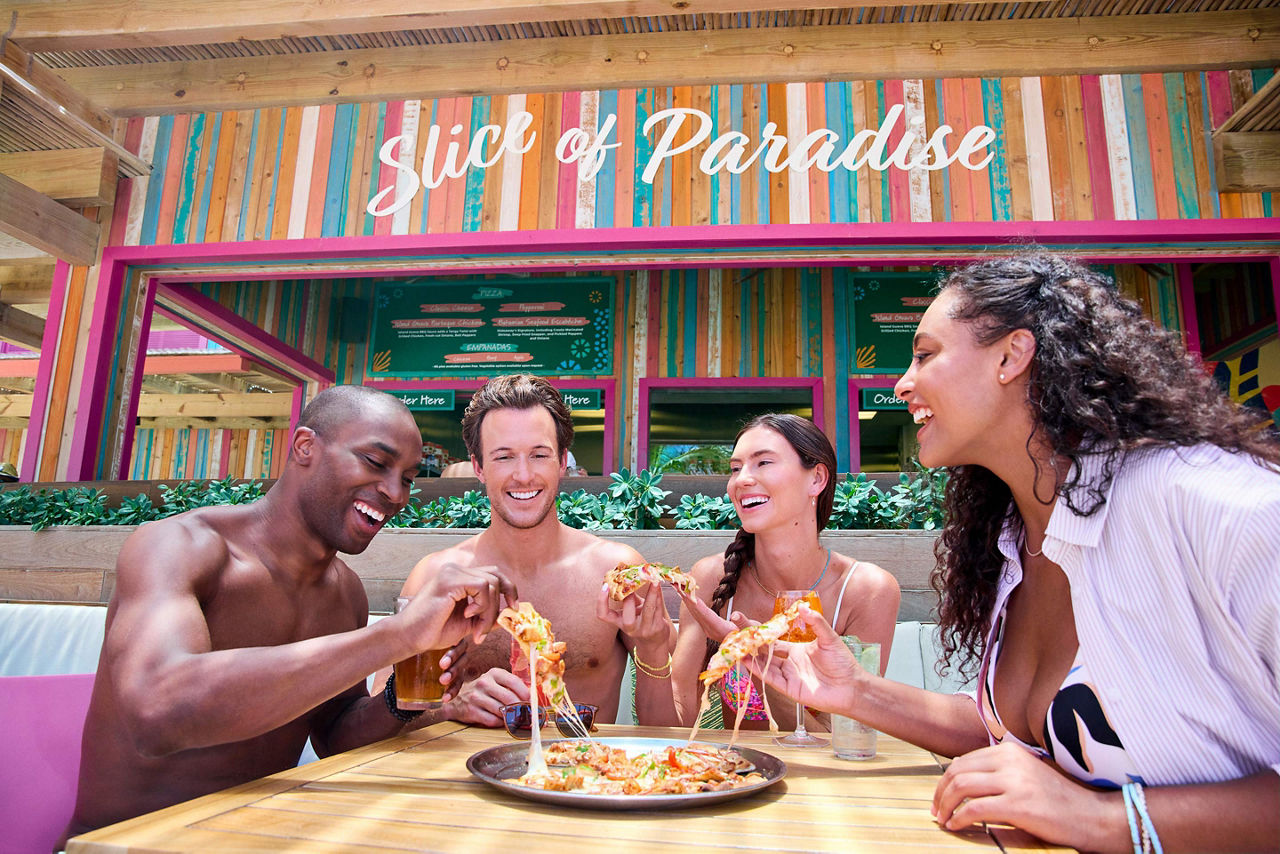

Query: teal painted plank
(982, 79), (1013, 221)
(682, 269), (698, 377)
(323, 103), (355, 238)
(709, 86), (721, 226)
(417, 100), (438, 235)
(661, 87), (673, 228)
(666, 275), (679, 377)
(363, 102), (388, 237)
(139, 115), (174, 245)
(1120, 75), (1158, 220)
(463, 95), (490, 231)
(192, 112), (221, 242)
(1162, 73), (1200, 219)
(934, 81), (952, 222)
(756, 85), (770, 225)
(596, 88), (618, 229)
(729, 85), (744, 225)
(634, 89), (654, 227)
(262, 109), (287, 238)
(875, 81), (892, 223)
(738, 271), (752, 377)
(1197, 74), (1221, 219)
(172, 112), (207, 244)
(826, 82), (850, 224)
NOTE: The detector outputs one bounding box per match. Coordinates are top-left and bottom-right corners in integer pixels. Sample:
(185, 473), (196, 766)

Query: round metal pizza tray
(466, 736), (787, 811)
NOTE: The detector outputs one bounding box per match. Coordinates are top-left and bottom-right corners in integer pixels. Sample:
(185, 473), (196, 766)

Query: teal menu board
(367, 278), (615, 377)
(848, 272), (936, 374)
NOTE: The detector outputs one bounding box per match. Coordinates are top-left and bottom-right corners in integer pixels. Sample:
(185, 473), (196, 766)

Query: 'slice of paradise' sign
(368, 104), (997, 217)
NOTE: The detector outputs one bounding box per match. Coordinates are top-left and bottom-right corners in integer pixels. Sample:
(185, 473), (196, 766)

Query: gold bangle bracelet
(631, 649), (673, 679)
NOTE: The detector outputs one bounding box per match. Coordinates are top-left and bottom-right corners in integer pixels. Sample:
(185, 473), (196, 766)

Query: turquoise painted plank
(709, 86), (721, 226)
(660, 88), (673, 228)
(417, 100), (437, 235)
(682, 269), (698, 377)
(262, 109), (287, 238)
(463, 95), (490, 231)
(934, 81), (952, 223)
(1197, 74), (1221, 219)
(1162, 73), (1200, 219)
(826, 82), (850, 224)
(633, 89), (654, 227)
(1120, 75), (1158, 220)
(756, 84), (770, 225)
(841, 81), (859, 222)
(194, 428), (208, 478)
(596, 88), (618, 229)
(236, 111), (261, 241)
(323, 104), (355, 238)
(729, 85), (744, 225)
(982, 78), (1013, 222)
(139, 115), (174, 246)
(666, 275), (679, 376)
(362, 102), (389, 237)
(1252, 68), (1275, 90)
(875, 81), (892, 223)
(191, 112), (221, 242)
(831, 268), (852, 473)
(172, 112), (206, 243)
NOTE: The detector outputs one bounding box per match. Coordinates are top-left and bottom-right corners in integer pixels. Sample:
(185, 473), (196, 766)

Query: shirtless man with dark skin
(397, 374), (678, 726)
(66, 386), (515, 841)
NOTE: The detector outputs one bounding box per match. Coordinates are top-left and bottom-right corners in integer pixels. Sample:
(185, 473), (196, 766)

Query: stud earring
(999, 373), (1006, 382)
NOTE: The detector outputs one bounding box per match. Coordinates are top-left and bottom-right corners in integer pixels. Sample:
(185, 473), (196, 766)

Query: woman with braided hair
(724, 252), (1279, 852)
(642, 413), (899, 730)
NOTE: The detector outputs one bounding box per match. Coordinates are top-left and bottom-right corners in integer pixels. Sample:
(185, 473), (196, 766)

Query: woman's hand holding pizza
(744, 605), (867, 717)
(596, 580), (674, 658)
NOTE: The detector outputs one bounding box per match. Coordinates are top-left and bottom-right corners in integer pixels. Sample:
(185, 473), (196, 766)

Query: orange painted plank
(480, 94), (507, 232)
(203, 110), (237, 242)
(806, 82), (830, 225)
(766, 82), (789, 224)
(695, 269), (709, 377)
(1140, 73), (1179, 219)
(615, 89), (636, 228)
(923, 81), (947, 222)
(1039, 76), (1076, 221)
(690, 85), (713, 227)
(426, 97), (456, 234)
(670, 86), (693, 227)
(253, 108), (284, 240)
(1179, 73), (1215, 222)
(1061, 76), (1094, 220)
(444, 97), (470, 235)
(1000, 77), (1034, 222)
(940, 78), (970, 221)
(963, 78), (995, 222)
(537, 92), (562, 231)
(739, 85), (759, 226)
(305, 103), (336, 238)
(240, 109), (271, 241)
(518, 94), (544, 232)
(154, 113), (190, 245)
(647, 87), (668, 229)
(348, 103), (377, 236)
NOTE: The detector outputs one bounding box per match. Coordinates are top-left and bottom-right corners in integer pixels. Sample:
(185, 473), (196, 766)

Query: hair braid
(702, 529), (755, 669)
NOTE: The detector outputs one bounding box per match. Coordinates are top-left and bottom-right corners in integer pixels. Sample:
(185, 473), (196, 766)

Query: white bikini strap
(830, 560), (860, 628)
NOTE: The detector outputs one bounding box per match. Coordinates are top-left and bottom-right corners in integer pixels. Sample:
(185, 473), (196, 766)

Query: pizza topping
(605, 562), (698, 601)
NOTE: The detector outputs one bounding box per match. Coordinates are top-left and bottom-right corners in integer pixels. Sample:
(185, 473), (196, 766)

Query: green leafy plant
(103, 493), (162, 526)
(671, 493), (740, 530)
(606, 468), (672, 529)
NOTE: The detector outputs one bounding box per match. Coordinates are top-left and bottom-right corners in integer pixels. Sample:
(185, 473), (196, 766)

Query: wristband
(632, 649), (673, 679)
(383, 672), (425, 723)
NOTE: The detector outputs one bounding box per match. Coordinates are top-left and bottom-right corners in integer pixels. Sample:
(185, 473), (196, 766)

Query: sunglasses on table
(501, 702), (599, 739)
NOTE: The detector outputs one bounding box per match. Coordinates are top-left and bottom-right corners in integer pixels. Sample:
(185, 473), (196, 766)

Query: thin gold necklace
(749, 548), (831, 598)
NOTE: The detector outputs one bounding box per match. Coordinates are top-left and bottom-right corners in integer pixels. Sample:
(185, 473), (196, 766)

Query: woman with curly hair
(728, 253), (1279, 852)
(643, 413), (899, 731)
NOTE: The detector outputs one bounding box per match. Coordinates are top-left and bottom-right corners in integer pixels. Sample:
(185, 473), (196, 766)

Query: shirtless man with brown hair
(397, 374), (678, 726)
(67, 385), (515, 840)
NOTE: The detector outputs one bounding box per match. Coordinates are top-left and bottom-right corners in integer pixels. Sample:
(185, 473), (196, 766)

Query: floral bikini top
(719, 563), (859, 721)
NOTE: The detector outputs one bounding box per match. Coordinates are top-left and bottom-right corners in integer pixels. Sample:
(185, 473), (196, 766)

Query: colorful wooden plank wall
(119, 72), (1276, 246)
(129, 427), (287, 480)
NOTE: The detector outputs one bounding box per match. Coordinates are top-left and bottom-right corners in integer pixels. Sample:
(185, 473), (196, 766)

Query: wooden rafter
(5, 1), (998, 51)
(50, 10), (1280, 115)
(0, 170), (100, 265)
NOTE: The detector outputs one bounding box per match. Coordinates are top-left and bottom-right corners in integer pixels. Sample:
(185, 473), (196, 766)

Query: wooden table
(67, 724), (1066, 853)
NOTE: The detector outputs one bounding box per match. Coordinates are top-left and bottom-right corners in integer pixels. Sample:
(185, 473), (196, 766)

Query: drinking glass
(832, 638), (880, 759)
(392, 597), (447, 710)
(772, 589), (828, 747)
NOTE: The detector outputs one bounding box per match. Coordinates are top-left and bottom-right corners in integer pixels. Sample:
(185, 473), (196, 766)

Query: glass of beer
(392, 596), (447, 709)
(773, 590), (828, 747)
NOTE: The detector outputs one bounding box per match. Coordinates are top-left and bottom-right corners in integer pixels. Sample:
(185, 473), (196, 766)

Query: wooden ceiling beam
(8, 1), (976, 51)
(0, 148), (119, 207)
(0, 302), (45, 349)
(1214, 132), (1280, 192)
(0, 171), (100, 266)
(0, 391), (292, 420)
(50, 10), (1280, 116)
(0, 263), (55, 304)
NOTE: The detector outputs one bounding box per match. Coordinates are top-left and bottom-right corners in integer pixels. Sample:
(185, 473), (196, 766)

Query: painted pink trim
(155, 284), (333, 383)
(1079, 76), (1116, 222)
(1175, 263), (1201, 355)
(363, 377), (616, 472)
(21, 262), (72, 481)
(116, 280), (160, 478)
(635, 377), (824, 473)
(883, 79), (911, 224)
(558, 91), (580, 229)
(1271, 258), (1280, 342)
(290, 386), (306, 434)
(66, 260), (131, 480)
(1204, 71), (1236, 129)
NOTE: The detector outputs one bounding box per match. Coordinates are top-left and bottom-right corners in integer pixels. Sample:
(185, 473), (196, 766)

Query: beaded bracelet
(1130, 781), (1163, 854)
(1122, 783), (1143, 854)
(383, 672), (425, 723)
(632, 649), (673, 679)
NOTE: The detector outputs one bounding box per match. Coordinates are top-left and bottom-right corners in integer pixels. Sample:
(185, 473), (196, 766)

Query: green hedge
(0, 468), (947, 532)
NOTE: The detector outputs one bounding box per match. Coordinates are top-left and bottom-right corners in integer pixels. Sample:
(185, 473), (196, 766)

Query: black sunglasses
(501, 702), (598, 739)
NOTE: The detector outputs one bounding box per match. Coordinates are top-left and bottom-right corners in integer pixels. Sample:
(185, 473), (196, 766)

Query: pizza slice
(605, 562), (697, 601)
(699, 601), (802, 685)
(498, 602), (570, 712)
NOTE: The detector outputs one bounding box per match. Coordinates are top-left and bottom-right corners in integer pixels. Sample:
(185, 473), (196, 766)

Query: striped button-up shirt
(983, 443), (1280, 785)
